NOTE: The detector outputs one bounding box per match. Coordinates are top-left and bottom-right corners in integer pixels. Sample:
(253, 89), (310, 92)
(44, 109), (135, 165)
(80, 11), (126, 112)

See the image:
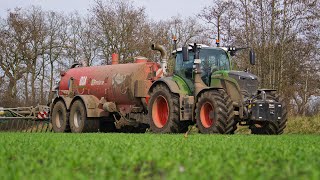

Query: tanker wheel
(250, 92), (288, 135)
(51, 101), (69, 133)
(195, 90), (231, 134)
(69, 100), (99, 133)
(148, 84), (180, 133)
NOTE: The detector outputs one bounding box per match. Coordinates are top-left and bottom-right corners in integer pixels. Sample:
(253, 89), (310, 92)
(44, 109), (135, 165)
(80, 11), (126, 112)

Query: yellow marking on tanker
(91, 79), (104, 86)
(0, 107), (4, 116)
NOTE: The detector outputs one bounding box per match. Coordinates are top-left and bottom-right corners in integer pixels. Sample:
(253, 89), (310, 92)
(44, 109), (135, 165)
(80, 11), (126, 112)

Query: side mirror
(249, 50), (255, 65)
(182, 47), (189, 61)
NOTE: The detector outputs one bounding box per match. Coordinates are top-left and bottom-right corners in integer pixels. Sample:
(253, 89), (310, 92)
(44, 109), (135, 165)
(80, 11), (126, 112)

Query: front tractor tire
(250, 93), (288, 135)
(148, 84), (181, 133)
(51, 101), (69, 133)
(195, 90), (235, 134)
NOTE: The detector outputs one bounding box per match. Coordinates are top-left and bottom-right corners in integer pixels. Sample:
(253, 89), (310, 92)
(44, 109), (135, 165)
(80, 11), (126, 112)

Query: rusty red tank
(50, 44), (167, 133)
(59, 58), (160, 106)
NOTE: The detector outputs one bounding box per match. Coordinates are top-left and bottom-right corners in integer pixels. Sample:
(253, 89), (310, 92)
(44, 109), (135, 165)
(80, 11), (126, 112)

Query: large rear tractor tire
(69, 100), (99, 133)
(196, 90), (235, 134)
(51, 101), (69, 133)
(148, 84), (181, 133)
(250, 92), (288, 135)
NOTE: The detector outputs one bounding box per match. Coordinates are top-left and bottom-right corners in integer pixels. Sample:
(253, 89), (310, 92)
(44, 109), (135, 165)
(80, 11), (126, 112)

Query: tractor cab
(174, 44), (231, 86)
(173, 44), (258, 97)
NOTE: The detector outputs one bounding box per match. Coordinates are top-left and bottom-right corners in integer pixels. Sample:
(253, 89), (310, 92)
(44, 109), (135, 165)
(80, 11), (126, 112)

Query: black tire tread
(69, 100), (99, 133)
(218, 90), (237, 134)
(195, 90), (230, 134)
(250, 92), (288, 135)
(51, 101), (68, 133)
(148, 84), (181, 133)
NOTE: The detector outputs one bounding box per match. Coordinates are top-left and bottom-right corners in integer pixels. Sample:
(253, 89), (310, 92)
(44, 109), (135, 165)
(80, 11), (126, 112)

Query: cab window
(175, 48), (230, 84)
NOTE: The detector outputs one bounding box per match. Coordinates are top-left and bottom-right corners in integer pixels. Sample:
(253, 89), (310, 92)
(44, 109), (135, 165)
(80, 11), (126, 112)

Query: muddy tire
(250, 92), (288, 135)
(195, 90), (232, 134)
(51, 101), (69, 133)
(148, 84), (180, 133)
(69, 100), (99, 133)
(221, 90), (237, 134)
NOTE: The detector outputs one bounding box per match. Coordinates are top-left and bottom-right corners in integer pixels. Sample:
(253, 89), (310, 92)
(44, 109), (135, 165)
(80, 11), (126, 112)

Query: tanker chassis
(51, 43), (287, 134)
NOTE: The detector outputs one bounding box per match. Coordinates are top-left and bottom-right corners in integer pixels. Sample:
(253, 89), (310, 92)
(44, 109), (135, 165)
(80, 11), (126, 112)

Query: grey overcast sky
(0, 0), (213, 21)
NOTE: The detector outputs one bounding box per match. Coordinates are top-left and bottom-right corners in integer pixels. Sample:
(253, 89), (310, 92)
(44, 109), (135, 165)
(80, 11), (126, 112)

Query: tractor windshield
(200, 48), (230, 71)
(175, 48), (230, 85)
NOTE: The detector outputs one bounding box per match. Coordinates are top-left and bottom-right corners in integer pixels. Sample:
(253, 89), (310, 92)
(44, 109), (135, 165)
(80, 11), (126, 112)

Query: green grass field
(0, 133), (319, 180)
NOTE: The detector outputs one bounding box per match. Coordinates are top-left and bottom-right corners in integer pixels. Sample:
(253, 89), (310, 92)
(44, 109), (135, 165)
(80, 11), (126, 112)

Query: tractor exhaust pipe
(151, 44), (167, 76)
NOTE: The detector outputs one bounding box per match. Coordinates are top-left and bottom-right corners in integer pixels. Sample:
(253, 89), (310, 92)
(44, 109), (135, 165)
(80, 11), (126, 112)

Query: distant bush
(233, 115), (320, 135)
(285, 115), (320, 134)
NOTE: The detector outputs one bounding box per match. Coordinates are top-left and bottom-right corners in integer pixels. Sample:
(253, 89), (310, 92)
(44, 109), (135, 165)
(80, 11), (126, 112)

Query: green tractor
(148, 43), (287, 134)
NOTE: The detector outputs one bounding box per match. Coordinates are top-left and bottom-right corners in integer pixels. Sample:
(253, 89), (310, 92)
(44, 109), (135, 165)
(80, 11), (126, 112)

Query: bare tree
(44, 11), (68, 103)
(0, 10), (29, 106)
(91, 0), (150, 64)
(23, 7), (47, 105)
(198, 0), (235, 45)
(168, 16), (207, 47)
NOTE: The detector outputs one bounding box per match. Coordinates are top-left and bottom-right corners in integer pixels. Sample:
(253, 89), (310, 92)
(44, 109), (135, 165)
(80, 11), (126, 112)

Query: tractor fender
(51, 96), (72, 111)
(195, 87), (223, 99)
(149, 77), (181, 95)
(71, 95), (107, 118)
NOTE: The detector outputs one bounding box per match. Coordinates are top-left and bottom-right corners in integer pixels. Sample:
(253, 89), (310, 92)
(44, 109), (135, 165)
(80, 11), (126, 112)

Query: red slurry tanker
(51, 47), (164, 133)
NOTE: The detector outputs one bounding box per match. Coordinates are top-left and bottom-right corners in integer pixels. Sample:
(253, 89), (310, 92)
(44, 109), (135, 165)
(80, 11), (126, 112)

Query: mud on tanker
(51, 43), (287, 134)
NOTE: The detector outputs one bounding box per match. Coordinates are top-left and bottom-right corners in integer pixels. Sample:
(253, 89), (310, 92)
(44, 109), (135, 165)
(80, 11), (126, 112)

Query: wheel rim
(74, 110), (82, 128)
(152, 95), (169, 128)
(200, 102), (214, 128)
(55, 110), (63, 128)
